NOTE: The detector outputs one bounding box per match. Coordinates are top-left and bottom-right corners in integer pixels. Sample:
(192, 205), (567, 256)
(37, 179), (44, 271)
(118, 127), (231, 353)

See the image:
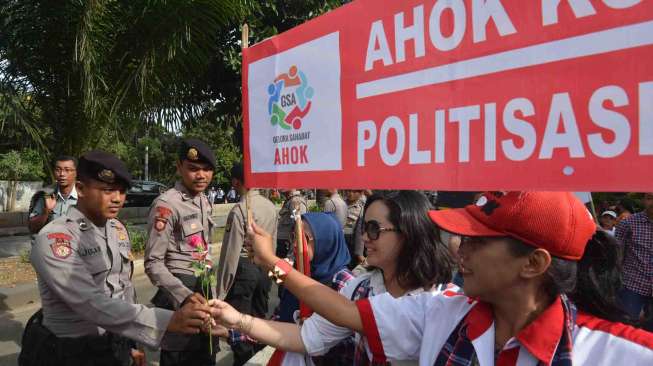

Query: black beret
(78, 150), (132, 188)
(178, 138), (216, 169)
(230, 162), (244, 182)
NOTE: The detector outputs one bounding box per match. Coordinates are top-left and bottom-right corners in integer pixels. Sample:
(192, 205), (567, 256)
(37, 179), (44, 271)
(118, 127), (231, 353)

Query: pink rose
(188, 234), (205, 250)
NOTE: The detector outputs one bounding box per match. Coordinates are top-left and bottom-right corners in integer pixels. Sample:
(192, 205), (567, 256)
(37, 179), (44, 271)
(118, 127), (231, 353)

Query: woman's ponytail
(569, 230), (636, 324)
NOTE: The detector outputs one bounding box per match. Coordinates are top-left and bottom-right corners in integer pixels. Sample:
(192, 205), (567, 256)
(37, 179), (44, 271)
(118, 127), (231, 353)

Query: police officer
(343, 190), (365, 261)
(276, 189), (307, 259)
(216, 163), (277, 366)
(144, 139), (218, 366)
(319, 189), (347, 228)
(20, 150), (211, 366)
(28, 155), (79, 234)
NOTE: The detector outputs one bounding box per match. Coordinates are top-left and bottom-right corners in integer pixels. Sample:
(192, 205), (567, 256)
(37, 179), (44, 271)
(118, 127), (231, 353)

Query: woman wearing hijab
(212, 191), (455, 365)
(225, 212), (353, 364)
(275, 212), (353, 323)
(230, 191), (652, 365)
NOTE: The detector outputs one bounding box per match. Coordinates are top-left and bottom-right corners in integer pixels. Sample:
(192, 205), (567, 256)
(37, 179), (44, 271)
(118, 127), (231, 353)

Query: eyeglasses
(54, 168), (76, 174)
(363, 220), (399, 240)
(289, 231), (314, 244)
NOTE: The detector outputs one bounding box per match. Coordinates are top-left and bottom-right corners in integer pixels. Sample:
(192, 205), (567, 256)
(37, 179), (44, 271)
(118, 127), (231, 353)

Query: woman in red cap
(210, 191), (455, 365)
(211, 191), (652, 365)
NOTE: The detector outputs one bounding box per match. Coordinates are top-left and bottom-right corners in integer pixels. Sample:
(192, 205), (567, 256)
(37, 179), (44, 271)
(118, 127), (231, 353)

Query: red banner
(242, 0), (653, 191)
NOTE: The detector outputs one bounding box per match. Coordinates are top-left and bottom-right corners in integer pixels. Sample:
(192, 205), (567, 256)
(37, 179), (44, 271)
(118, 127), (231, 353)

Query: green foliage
(308, 204), (321, 213)
(126, 225), (146, 254)
(1, 0), (247, 156)
(1, 0), (347, 186)
(208, 1), (347, 136)
(0, 149), (47, 181)
(19, 248), (31, 264)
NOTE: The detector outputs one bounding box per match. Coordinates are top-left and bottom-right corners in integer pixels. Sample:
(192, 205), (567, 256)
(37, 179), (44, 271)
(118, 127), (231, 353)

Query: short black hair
(365, 191), (454, 290)
(618, 198), (636, 214)
(53, 155), (77, 167)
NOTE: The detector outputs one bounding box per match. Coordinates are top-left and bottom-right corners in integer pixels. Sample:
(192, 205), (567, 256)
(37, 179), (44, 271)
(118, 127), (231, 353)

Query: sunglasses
(363, 220), (399, 240)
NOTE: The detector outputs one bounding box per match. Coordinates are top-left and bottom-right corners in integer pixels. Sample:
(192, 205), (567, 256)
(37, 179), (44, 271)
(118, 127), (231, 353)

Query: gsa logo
(267, 65), (314, 130)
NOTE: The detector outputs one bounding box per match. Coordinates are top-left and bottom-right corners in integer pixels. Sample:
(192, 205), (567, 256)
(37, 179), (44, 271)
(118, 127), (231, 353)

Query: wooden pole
(242, 23), (254, 256)
(588, 192), (599, 223)
(242, 23), (249, 49)
(294, 202), (305, 275)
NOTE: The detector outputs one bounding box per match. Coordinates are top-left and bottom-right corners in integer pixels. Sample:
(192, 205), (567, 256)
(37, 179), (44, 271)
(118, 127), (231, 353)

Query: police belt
(151, 272), (213, 309)
(150, 273), (219, 353)
(19, 309), (133, 366)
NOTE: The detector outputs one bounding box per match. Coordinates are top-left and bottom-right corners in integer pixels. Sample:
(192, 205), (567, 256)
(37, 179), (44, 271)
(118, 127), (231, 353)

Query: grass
(19, 248), (31, 264)
(125, 225), (226, 256)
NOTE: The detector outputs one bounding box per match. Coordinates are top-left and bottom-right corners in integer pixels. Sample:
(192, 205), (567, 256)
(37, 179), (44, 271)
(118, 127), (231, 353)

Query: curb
(244, 346), (275, 365)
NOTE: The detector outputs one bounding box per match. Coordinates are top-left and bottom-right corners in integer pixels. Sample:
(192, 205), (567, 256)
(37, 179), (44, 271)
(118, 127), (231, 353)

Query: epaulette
(76, 217), (91, 231)
(112, 218), (130, 241)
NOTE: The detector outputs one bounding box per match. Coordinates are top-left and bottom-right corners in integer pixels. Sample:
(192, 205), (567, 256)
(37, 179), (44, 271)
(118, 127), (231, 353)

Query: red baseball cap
(428, 192), (597, 260)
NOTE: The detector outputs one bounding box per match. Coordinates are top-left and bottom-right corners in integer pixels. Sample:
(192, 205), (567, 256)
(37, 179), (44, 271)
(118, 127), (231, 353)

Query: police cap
(178, 138), (216, 169)
(78, 150), (132, 188)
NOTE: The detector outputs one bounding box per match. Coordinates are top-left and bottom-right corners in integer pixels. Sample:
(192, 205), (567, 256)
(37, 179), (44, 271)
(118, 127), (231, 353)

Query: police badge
(187, 148), (199, 160)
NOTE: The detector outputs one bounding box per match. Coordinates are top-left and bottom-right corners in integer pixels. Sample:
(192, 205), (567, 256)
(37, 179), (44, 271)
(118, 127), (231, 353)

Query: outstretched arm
(246, 222), (364, 333)
(209, 299), (306, 353)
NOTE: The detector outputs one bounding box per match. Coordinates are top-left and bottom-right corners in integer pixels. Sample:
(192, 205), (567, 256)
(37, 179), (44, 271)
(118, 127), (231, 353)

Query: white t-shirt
(358, 291), (653, 366)
(301, 269), (450, 366)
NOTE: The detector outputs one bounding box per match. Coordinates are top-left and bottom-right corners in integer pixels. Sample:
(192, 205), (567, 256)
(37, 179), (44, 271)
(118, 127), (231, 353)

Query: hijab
(276, 212), (351, 322)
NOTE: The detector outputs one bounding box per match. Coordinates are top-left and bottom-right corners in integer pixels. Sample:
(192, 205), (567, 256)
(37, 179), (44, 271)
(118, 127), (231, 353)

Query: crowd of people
(16, 139), (653, 366)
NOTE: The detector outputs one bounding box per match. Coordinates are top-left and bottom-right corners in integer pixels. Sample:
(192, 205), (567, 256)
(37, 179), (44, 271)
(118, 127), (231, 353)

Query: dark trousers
(276, 239), (290, 259)
(19, 309), (132, 366)
(225, 257), (272, 366)
(153, 274), (218, 366)
(620, 287), (653, 331)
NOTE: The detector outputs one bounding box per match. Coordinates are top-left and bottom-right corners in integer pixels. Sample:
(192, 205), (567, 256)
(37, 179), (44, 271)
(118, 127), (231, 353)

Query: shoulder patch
(154, 217), (167, 232)
(48, 233), (73, 259)
(153, 205), (173, 232)
(47, 232), (72, 241)
(156, 206), (173, 218)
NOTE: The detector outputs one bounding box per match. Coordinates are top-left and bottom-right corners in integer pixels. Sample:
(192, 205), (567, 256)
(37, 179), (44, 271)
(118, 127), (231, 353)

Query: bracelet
(268, 259), (293, 284)
(237, 313), (253, 334)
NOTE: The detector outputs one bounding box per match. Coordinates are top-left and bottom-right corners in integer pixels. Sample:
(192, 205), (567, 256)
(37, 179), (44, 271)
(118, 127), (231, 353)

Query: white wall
(0, 181), (45, 212)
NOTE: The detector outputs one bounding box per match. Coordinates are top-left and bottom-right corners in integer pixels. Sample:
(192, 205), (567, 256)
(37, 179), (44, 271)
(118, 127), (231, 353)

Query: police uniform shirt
(31, 206), (172, 347)
(144, 181), (215, 307)
(216, 190), (278, 299)
(277, 190), (308, 242)
(29, 185), (78, 221)
(344, 198), (364, 236)
(323, 193), (348, 228)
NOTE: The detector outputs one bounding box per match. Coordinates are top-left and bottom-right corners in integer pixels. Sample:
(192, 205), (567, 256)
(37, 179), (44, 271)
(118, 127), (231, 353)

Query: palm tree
(1, 0), (246, 156)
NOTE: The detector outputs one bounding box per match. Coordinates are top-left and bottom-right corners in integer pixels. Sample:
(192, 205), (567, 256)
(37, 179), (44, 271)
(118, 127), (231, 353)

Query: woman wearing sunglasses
(212, 191), (455, 365)
(222, 191), (652, 365)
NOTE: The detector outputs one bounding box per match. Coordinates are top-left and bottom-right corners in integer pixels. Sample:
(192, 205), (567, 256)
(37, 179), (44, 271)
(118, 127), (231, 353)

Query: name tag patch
(79, 246), (101, 257)
(183, 213), (198, 221)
